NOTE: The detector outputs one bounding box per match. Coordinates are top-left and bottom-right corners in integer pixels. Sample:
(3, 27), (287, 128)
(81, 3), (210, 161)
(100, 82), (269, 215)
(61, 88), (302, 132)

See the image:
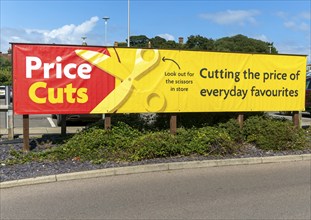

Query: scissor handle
(144, 91), (167, 112)
(130, 49), (159, 80)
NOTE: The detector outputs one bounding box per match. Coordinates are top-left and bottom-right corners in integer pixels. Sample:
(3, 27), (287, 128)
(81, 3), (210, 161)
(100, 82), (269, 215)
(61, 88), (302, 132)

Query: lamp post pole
(103, 16), (111, 129)
(128, 0), (130, 47)
(103, 16), (110, 46)
(81, 36), (87, 46)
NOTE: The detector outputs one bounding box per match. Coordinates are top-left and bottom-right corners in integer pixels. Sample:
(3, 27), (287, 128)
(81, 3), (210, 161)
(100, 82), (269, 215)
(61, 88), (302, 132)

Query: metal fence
(0, 86), (14, 139)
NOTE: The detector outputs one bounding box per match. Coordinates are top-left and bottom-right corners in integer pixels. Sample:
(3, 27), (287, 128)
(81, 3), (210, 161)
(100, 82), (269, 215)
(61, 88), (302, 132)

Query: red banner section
(13, 44), (115, 114)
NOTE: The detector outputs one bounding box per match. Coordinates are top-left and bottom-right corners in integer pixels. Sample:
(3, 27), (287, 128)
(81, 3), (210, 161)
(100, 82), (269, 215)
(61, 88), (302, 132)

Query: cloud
(199, 10), (260, 25)
(284, 21), (310, 32)
(300, 11), (311, 20)
(277, 41), (310, 57)
(277, 11), (310, 32)
(157, 33), (175, 41)
(275, 11), (288, 19)
(253, 34), (269, 42)
(0, 16), (99, 52)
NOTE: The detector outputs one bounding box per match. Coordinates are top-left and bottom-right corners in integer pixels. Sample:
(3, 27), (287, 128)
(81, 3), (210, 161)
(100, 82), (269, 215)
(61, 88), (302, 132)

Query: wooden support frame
(170, 113), (177, 135)
(237, 113), (244, 128)
(105, 114), (111, 130)
(292, 111), (301, 128)
(60, 114), (67, 136)
(22, 114), (30, 152)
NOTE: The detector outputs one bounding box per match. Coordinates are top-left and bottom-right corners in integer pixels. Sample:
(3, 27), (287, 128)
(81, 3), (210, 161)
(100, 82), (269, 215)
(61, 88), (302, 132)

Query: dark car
(52, 114), (103, 126)
(306, 76), (311, 113)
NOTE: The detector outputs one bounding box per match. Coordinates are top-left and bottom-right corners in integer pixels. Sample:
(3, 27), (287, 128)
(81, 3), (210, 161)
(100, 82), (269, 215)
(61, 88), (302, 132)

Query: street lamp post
(103, 16), (110, 46)
(103, 16), (110, 129)
(81, 36), (87, 46)
(128, 0), (130, 47)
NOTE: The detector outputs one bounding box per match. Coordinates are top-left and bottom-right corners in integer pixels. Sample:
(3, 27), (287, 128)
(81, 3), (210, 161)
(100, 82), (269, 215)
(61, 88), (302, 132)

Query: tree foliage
(214, 34), (278, 53)
(184, 35), (215, 51)
(0, 55), (12, 85)
(120, 34), (277, 54)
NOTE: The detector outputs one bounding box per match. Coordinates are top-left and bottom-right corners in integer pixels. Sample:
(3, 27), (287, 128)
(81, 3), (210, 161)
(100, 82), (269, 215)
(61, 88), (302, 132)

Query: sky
(1, 0), (310, 62)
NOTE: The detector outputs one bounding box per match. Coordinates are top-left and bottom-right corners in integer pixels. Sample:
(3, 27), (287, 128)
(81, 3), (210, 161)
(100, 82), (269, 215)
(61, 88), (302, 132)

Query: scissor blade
(91, 78), (133, 113)
(75, 49), (128, 81)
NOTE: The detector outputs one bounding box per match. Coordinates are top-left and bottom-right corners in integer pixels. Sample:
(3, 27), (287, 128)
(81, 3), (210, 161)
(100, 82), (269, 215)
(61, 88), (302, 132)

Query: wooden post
(237, 113), (244, 128)
(60, 114), (66, 136)
(23, 114), (30, 152)
(292, 111), (301, 128)
(170, 113), (177, 135)
(105, 114), (111, 130)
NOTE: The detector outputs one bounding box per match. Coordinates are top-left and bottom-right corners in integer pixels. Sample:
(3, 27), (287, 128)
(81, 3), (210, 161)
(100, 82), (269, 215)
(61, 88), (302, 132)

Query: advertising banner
(12, 43), (307, 114)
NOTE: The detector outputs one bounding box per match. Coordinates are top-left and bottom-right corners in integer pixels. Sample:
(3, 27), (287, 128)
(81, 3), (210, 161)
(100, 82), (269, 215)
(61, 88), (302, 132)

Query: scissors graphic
(75, 48), (166, 113)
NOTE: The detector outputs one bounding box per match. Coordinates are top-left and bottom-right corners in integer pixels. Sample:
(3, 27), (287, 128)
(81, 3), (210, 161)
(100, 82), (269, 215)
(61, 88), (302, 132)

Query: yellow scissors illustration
(75, 48), (166, 113)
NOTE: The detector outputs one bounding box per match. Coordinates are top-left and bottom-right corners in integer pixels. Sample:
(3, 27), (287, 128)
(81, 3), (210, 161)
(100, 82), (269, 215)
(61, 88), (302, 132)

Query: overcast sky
(1, 0), (310, 62)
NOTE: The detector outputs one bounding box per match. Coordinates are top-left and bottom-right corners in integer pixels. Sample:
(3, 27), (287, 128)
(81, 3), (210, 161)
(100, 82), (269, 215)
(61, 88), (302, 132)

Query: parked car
(52, 114), (103, 126)
(306, 76), (311, 113)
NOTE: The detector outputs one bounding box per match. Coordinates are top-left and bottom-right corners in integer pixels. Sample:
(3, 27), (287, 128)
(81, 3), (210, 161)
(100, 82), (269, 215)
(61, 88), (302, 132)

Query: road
(1, 161), (310, 219)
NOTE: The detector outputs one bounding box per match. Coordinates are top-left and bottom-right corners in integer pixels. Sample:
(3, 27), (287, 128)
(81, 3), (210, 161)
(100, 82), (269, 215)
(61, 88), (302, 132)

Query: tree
(150, 36), (166, 48)
(184, 35), (215, 50)
(121, 34), (276, 54)
(129, 35), (150, 48)
(214, 34), (278, 53)
(149, 36), (180, 49)
(0, 55), (12, 85)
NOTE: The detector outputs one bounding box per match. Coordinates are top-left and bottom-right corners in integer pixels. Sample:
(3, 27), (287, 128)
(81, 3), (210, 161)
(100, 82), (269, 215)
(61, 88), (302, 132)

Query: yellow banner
(76, 48), (307, 113)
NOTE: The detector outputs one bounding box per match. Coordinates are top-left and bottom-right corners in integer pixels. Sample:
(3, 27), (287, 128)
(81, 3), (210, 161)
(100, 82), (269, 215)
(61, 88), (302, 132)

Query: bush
(50, 122), (142, 163)
(130, 131), (178, 161)
(3, 115), (310, 165)
(218, 118), (243, 142)
(243, 116), (310, 150)
(187, 126), (238, 156)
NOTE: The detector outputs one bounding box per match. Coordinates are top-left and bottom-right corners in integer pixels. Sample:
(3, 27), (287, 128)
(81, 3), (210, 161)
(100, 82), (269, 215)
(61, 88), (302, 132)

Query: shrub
(218, 118), (243, 142)
(243, 116), (310, 150)
(3, 115), (310, 166)
(130, 131), (178, 161)
(183, 126), (238, 156)
(51, 122), (142, 162)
